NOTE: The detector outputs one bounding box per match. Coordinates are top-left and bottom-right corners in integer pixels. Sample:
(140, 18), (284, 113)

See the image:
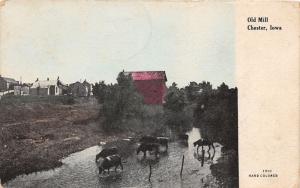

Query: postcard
(0, 1), (298, 188)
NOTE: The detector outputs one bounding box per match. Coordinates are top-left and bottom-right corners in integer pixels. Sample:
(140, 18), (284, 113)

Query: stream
(5, 128), (223, 188)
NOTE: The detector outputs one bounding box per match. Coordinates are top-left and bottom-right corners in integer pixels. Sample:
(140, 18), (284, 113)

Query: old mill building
(124, 71), (167, 105)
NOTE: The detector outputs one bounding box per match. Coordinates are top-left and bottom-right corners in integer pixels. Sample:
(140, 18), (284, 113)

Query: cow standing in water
(98, 155), (123, 174)
(137, 143), (160, 157)
(156, 137), (169, 150)
(193, 138), (215, 153)
(139, 135), (157, 143)
(139, 135), (168, 150)
(95, 147), (118, 162)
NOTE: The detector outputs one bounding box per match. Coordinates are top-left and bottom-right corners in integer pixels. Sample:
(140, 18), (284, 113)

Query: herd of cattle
(95, 134), (215, 175)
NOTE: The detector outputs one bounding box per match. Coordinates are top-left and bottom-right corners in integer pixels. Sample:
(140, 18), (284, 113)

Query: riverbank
(0, 97), (238, 187)
(0, 98), (132, 183)
(210, 149), (238, 188)
(4, 130), (224, 188)
(0, 97), (175, 183)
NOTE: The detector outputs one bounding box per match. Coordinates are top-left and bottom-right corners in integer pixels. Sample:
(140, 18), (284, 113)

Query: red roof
(125, 71), (167, 81)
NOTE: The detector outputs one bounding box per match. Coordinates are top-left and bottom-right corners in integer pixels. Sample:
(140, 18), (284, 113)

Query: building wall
(82, 82), (92, 96)
(22, 86), (30, 95)
(14, 86), (21, 95)
(0, 78), (7, 92)
(133, 80), (166, 104)
(29, 88), (36, 95)
(0, 77), (18, 91)
(14, 86), (30, 95)
(69, 83), (88, 97)
(58, 87), (63, 95)
(30, 88), (49, 96)
(49, 85), (62, 96)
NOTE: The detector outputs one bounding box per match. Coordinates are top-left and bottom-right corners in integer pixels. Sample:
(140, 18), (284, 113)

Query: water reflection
(136, 156), (160, 166)
(99, 172), (123, 181)
(178, 141), (189, 148)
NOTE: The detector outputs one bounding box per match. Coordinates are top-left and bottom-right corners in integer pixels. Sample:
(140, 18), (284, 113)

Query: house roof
(70, 81), (91, 87)
(31, 80), (58, 88)
(82, 80), (91, 86)
(125, 71), (167, 81)
(69, 81), (81, 86)
(1, 77), (18, 83)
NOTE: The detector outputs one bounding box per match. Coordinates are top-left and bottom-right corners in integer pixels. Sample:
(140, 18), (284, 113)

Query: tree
(164, 82), (185, 112)
(184, 81), (213, 102)
(217, 82), (229, 96)
(194, 82), (238, 150)
(92, 81), (108, 104)
(185, 81), (200, 102)
(199, 81), (213, 94)
(163, 82), (192, 131)
(94, 71), (143, 131)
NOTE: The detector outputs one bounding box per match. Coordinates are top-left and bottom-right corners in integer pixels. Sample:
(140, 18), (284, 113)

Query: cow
(95, 147), (118, 162)
(137, 143), (160, 157)
(157, 137), (169, 150)
(193, 138), (215, 153)
(98, 155), (123, 174)
(139, 135), (157, 143)
(140, 135), (168, 150)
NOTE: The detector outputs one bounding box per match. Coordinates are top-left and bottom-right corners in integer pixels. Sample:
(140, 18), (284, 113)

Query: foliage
(92, 81), (107, 104)
(163, 82), (193, 132)
(93, 71), (144, 131)
(164, 82), (186, 112)
(194, 82), (238, 150)
(93, 73), (237, 151)
(184, 81), (212, 102)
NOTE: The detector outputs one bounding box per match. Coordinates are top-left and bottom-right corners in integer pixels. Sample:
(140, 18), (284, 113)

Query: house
(68, 80), (92, 97)
(124, 71), (167, 104)
(82, 80), (92, 96)
(30, 77), (65, 96)
(0, 75), (19, 92)
(14, 83), (31, 95)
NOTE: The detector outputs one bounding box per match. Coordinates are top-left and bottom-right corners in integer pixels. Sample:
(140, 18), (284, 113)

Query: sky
(0, 1), (235, 88)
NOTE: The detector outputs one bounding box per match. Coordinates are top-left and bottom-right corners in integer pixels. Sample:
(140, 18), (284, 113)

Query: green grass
(0, 95), (75, 105)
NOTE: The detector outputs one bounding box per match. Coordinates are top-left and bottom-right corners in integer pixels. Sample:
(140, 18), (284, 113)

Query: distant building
(30, 77), (65, 96)
(14, 83), (31, 95)
(0, 75), (19, 92)
(124, 71), (167, 104)
(68, 80), (92, 97)
(82, 80), (92, 96)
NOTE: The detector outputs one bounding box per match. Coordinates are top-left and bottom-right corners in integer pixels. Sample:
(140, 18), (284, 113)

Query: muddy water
(5, 128), (223, 188)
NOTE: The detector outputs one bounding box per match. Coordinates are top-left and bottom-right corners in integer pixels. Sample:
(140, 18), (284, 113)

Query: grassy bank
(0, 95), (75, 105)
(0, 97), (107, 183)
(0, 98), (170, 183)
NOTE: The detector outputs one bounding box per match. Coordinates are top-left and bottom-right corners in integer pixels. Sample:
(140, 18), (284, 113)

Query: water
(5, 128), (223, 188)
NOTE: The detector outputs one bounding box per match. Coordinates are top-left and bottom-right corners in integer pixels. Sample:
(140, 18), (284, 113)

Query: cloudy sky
(0, 1), (235, 88)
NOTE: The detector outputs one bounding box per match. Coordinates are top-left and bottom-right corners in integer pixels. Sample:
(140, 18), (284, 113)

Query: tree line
(92, 73), (237, 150)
